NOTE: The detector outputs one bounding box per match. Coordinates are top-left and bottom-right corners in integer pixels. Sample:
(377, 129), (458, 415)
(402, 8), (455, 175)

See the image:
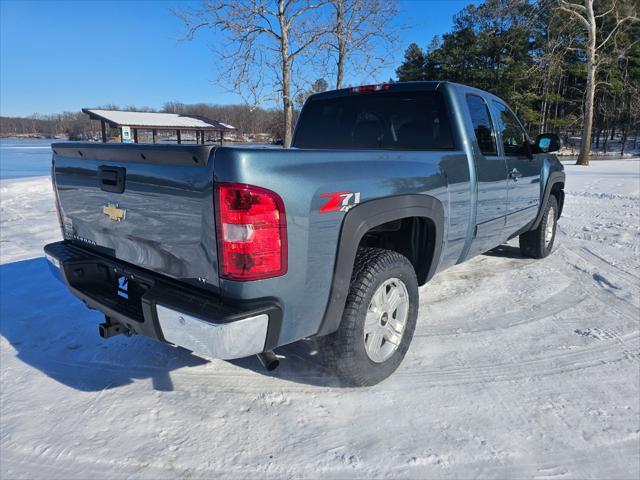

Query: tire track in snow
(416, 239), (639, 340)
(416, 281), (589, 336)
(24, 326), (638, 393)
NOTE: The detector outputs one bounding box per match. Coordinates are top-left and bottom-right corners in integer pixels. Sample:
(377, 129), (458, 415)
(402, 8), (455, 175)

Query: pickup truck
(45, 81), (565, 386)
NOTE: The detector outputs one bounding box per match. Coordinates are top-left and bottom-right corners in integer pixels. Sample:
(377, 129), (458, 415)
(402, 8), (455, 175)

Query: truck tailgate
(52, 143), (219, 290)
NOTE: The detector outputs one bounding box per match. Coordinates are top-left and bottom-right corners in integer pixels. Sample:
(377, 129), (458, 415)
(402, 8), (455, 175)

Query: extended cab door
(491, 101), (542, 233)
(465, 94), (509, 257)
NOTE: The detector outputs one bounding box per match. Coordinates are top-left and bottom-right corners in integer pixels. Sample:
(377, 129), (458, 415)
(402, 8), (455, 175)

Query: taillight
(350, 83), (390, 94)
(215, 183), (287, 281)
(51, 164), (63, 233)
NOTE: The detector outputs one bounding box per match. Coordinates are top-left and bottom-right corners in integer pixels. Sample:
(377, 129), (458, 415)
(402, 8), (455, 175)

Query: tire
(519, 195), (558, 259)
(317, 248), (419, 386)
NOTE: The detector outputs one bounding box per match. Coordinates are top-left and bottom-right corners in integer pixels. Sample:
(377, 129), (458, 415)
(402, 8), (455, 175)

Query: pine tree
(396, 43), (427, 81)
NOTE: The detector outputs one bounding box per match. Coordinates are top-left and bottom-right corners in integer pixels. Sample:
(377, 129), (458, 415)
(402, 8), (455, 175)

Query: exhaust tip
(257, 351), (280, 371)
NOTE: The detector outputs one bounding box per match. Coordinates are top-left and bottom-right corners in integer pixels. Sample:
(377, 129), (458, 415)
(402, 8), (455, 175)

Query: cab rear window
(293, 91), (454, 150)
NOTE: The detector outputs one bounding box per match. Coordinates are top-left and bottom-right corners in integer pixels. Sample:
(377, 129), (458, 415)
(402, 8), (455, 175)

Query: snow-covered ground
(1, 160), (639, 479)
(557, 135), (639, 158)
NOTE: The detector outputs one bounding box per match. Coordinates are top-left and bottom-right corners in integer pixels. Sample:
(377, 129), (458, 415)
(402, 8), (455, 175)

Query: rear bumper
(44, 241), (281, 359)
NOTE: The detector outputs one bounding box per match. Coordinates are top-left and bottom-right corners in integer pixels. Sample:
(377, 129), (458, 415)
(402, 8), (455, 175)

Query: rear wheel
(318, 248), (418, 386)
(519, 195), (558, 259)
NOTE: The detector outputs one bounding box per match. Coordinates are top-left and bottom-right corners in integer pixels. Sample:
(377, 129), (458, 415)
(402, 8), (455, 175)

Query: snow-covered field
(1, 160), (639, 479)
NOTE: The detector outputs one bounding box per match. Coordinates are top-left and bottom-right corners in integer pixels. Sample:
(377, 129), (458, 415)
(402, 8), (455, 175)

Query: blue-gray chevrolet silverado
(44, 81), (565, 386)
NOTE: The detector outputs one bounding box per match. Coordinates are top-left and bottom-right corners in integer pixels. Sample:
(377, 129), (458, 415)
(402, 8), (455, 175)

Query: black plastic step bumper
(44, 241), (282, 359)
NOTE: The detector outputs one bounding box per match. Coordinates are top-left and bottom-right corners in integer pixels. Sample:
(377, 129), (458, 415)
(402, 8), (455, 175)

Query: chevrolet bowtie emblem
(102, 203), (126, 221)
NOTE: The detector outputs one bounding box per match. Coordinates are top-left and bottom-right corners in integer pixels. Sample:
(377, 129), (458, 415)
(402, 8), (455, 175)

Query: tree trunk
(553, 75), (562, 129)
(576, 0), (597, 166)
(278, 0), (293, 147)
(335, 0), (345, 89)
(540, 96), (548, 135)
(282, 69), (293, 147)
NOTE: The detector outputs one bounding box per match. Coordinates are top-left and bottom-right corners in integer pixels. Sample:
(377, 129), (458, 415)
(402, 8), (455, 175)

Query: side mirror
(535, 133), (561, 153)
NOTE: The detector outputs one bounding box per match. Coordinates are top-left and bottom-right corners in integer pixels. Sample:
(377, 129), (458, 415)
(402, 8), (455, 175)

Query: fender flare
(315, 194), (445, 337)
(531, 171), (565, 230)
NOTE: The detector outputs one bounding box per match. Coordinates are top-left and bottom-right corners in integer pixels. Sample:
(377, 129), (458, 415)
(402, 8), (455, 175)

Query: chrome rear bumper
(157, 306), (269, 359)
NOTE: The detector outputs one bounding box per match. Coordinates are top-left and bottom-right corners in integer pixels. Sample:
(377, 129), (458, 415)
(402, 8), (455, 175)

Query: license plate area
(63, 260), (150, 323)
(113, 270), (147, 305)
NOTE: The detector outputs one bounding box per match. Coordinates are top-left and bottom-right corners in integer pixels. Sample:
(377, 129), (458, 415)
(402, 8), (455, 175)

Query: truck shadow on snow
(482, 244), (527, 259)
(0, 257), (341, 391)
(0, 258), (211, 392)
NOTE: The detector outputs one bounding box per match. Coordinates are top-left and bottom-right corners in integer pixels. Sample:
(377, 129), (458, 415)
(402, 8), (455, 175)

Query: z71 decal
(320, 191), (361, 213)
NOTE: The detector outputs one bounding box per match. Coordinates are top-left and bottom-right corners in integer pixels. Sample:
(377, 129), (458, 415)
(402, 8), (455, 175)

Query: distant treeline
(0, 103), (286, 140)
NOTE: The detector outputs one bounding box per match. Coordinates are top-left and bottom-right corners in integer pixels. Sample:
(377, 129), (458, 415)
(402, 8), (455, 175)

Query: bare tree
(176, 1), (330, 147)
(558, 0), (638, 165)
(329, 0), (399, 89)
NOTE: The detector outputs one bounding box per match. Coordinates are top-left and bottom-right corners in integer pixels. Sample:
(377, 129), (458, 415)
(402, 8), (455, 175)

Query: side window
(493, 101), (527, 156)
(466, 94), (496, 155)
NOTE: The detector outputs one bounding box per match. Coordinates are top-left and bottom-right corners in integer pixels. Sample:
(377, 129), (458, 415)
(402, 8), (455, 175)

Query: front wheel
(519, 195), (558, 259)
(317, 248), (418, 386)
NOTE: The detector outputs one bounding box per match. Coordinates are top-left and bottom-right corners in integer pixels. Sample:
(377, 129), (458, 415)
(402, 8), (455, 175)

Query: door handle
(98, 166), (126, 193)
(509, 168), (522, 181)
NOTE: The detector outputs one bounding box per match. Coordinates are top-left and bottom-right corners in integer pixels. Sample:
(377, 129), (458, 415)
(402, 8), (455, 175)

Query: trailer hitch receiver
(99, 317), (131, 339)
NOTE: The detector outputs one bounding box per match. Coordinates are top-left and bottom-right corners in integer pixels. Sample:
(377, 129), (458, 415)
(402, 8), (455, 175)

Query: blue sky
(0, 0), (475, 117)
